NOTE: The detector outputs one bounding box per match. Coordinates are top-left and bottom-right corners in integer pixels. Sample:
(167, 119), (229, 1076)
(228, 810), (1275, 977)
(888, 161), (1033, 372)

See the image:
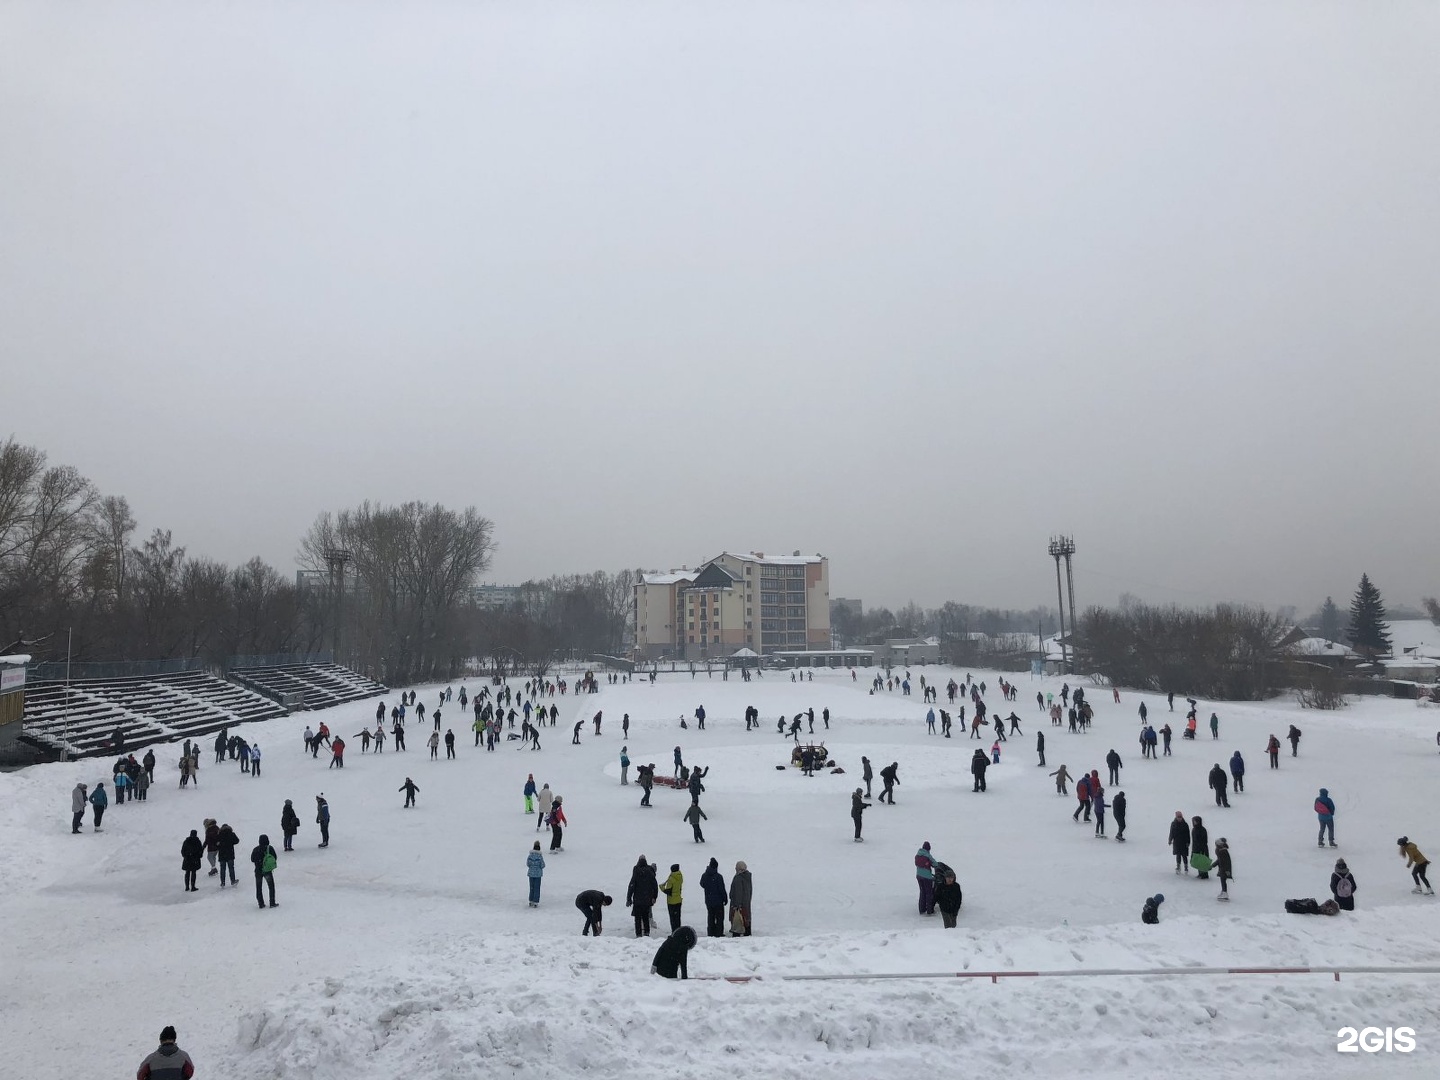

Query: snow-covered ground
(4, 667), (1440, 1077)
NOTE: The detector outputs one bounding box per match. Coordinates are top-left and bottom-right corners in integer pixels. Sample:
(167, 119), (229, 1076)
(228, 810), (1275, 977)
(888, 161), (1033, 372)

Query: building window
(689, 636), (695, 643)
(688, 622), (694, 630)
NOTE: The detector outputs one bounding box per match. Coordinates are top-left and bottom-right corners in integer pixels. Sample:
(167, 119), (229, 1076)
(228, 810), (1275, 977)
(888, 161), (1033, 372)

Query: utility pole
(1048, 536), (1076, 672)
(324, 548), (353, 665)
(63, 627), (72, 761)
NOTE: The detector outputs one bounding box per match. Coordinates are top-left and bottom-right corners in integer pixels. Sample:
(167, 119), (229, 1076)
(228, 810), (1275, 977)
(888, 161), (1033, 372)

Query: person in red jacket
(1073, 774), (1091, 822)
(137, 1025), (194, 1080)
(330, 737), (346, 769)
(548, 796), (568, 851)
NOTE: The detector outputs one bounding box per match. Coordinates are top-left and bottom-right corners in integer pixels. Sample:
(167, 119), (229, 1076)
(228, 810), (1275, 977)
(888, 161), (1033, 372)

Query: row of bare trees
(830, 598), (1059, 647)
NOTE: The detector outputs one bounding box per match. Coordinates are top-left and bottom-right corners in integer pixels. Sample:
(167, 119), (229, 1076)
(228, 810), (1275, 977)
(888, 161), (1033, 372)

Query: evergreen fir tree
(1346, 574), (1392, 659)
(1318, 596), (1344, 642)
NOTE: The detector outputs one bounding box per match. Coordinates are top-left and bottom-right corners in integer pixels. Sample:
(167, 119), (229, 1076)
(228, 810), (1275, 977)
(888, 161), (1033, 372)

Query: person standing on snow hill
(315, 794), (330, 848)
(1191, 815), (1211, 879)
(1229, 751), (1245, 793)
(279, 800), (299, 853)
(251, 833), (278, 909)
(444, 729), (455, 759)
(89, 782), (107, 831)
(399, 777), (419, 808)
(136, 1025), (194, 1080)
(1398, 837), (1433, 895)
(851, 788), (871, 841)
(523, 775), (537, 814)
(683, 800), (708, 843)
(620, 747), (630, 786)
(651, 925), (697, 979)
(914, 842), (938, 914)
(1141, 893), (1164, 924)
(1208, 764), (1230, 808)
(1315, 788), (1337, 847)
(1169, 811), (1191, 875)
(1288, 724), (1302, 757)
(926, 707), (936, 734)
(427, 730), (440, 759)
(1266, 733), (1281, 769)
(700, 857), (729, 937)
(536, 783), (554, 831)
(934, 868), (963, 928)
(1209, 712), (1219, 740)
(1106, 749), (1122, 786)
(70, 782), (88, 834)
(661, 863), (685, 930)
(627, 856), (659, 937)
(1331, 859), (1357, 910)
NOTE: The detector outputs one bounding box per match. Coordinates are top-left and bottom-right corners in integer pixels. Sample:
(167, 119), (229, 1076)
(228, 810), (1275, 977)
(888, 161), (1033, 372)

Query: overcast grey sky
(2, 2), (1436, 614)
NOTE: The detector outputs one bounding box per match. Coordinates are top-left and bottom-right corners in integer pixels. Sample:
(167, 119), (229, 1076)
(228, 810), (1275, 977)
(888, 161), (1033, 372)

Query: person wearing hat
(281, 800), (300, 852)
(729, 860), (752, 936)
(1330, 859), (1357, 911)
(203, 819), (220, 877)
(1398, 837), (1433, 895)
(934, 868), (963, 928)
(1142, 893), (1165, 924)
(661, 863), (684, 931)
(251, 833), (279, 909)
(180, 829), (204, 892)
(316, 794), (330, 848)
(914, 842), (938, 915)
(71, 782), (88, 834)
(626, 856), (659, 937)
(1215, 838), (1232, 901)
(89, 781), (108, 831)
(137, 1024), (194, 1080)
(651, 925), (697, 979)
(526, 841), (545, 907)
(700, 858), (729, 937)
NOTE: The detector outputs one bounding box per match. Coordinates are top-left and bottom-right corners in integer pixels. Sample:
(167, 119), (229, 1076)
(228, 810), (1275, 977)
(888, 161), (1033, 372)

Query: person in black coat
(850, 788), (871, 841)
(699, 857), (729, 938)
(1191, 816), (1210, 879)
(1168, 812), (1191, 874)
(180, 830), (204, 892)
(1112, 791), (1127, 842)
(1208, 764), (1230, 807)
(651, 925), (697, 979)
(575, 889), (612, 936)
(1330, 859), (1357, 911)
(970, 749), (989, 792)
(626, 856), (660, 937)
(934, 869), (963, 928)
(280, 800), (300, 852)
(251, 834), (278, 909)
(1036, 730), (1045, 767)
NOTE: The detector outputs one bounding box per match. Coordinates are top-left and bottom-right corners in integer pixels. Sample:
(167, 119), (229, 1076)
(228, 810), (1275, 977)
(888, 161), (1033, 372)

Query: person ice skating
(594, 710), (604, 735)
(1106, 749), (1122, 786)
(627, 856), (659, 936)
(637, 765), (654, 807)
(850, 788), (872, 841)
(444, 729), (455, 759)
(137, 1025), (194, 1080)
(427, 730), (439, 759)
(89, 781), (107, 830)
(879, 762), (899, 804)
(687, 765), (708, 802)
(1191, 815), (1211, 879)
(400, 777), (419, 808)
(572, 721), (584, 745)
(537, 783), (554, 830)
(651, 925), (697, 979)
(1169, 811), (1191, 874)
(547, 796), (567, 851)
(1036, 730), (1046, 767)
(673, 745), (684, 779)
(926, 707), (936, 735)
(1161, 724), (1173, 756)
(1113, 790), (1127, 841)
(1398, 837), (1433, 894)
(1288, 724), (1302, 756)
(181, 829), (203, 892)
(862, 757), (873, 798)
(251, 833), (278, 909)
(1093, 792), (1107, 837)
(1049, 764), (1071, 796)
(991, 740), (1001, 764)
(575, 889), (612, 935)
(661, 863), (684, 930)
(1315, 788), (1336, 847)
(1209, 712), (1219, 740)
(277, 799), (300, 852)
(623, 713), (630, 738)
(700, 857), (729, 937)
(1074, 773), (1091, 821)
(1216, 837), (1232, 900)
(523, 775), (537, 814)
(971, 749), (989, 792)
(729, 861), (752, 936)
(1331, 859), (1357, 910)
(70, 782), (87, 834)
(1228, 751), (1245, 793)
(620, 747), (630, 786)
(915, 842), (938, 914)
(683, 800), (708, 843)
(316, 794), (330, 848)
(934, 868), (962, 928)
(329, 737), (345, 768)
(1141, 893), (1164, 924)
(1208, 763), (1230, 808)
(1266, 733), (1281, 769)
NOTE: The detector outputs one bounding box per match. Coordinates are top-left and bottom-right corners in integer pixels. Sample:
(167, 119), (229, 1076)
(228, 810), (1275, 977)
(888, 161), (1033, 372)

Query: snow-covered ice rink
(4, 667), (1439, 1078)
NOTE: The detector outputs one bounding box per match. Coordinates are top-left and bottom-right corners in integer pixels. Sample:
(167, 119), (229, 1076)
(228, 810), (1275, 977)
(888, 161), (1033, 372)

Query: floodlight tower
(324, 548), (353, 662)
(1048, 535), (1077, 671)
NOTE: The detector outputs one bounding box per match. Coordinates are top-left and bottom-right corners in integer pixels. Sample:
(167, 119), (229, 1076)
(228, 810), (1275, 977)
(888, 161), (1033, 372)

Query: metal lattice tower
(1048, 536), (1077, 671)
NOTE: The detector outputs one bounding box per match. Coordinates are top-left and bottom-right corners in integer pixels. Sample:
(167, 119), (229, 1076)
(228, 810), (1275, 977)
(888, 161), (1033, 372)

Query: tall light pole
(63, 627), (72, 761)
(324, 548), (353, 664)
(1048, 536), (1077, 672)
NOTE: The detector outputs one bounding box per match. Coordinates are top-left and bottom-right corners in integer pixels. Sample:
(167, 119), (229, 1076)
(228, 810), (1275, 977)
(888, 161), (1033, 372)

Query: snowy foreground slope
(4, 668), (1440, 1078)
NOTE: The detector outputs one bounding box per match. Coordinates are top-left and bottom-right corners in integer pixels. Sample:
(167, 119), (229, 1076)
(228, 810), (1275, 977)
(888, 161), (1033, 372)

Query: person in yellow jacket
(660, 863), (684, 932)
(1398, 837), (1433, 894)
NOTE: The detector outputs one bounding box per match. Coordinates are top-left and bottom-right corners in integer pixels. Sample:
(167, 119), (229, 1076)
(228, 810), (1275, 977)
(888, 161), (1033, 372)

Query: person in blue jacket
(914, 842), (937, 914)
(620, 747), (630, 786)
(527, 841), (545, 907)
(89, 782), (108, 830)
(699, 857), (729, 937)
(523, 774), (537, 814)
(1229, 751), (1245, 793)
(1316, 788), (1336, 847)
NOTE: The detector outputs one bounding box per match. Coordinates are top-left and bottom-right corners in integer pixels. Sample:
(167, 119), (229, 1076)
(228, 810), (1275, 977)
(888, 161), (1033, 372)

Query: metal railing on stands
(698, 964), (1440, 984)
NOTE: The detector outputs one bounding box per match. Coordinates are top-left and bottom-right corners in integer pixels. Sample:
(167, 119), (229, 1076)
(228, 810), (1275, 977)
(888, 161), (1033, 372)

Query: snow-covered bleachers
(22, 670), (288, 758)
(228, 661), (386, 711)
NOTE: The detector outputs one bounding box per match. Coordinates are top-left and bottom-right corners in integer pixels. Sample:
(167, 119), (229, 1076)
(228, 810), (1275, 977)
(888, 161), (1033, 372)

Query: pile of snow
(4, 667), (1440, 1078)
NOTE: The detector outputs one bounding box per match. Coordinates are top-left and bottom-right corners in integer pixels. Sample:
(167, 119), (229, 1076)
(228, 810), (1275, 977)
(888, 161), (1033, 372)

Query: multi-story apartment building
(633, 551), (830, 661)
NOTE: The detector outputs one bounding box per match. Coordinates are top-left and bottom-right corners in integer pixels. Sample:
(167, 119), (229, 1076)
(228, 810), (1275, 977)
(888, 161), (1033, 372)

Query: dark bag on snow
(1284, 898), (1323, 915)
